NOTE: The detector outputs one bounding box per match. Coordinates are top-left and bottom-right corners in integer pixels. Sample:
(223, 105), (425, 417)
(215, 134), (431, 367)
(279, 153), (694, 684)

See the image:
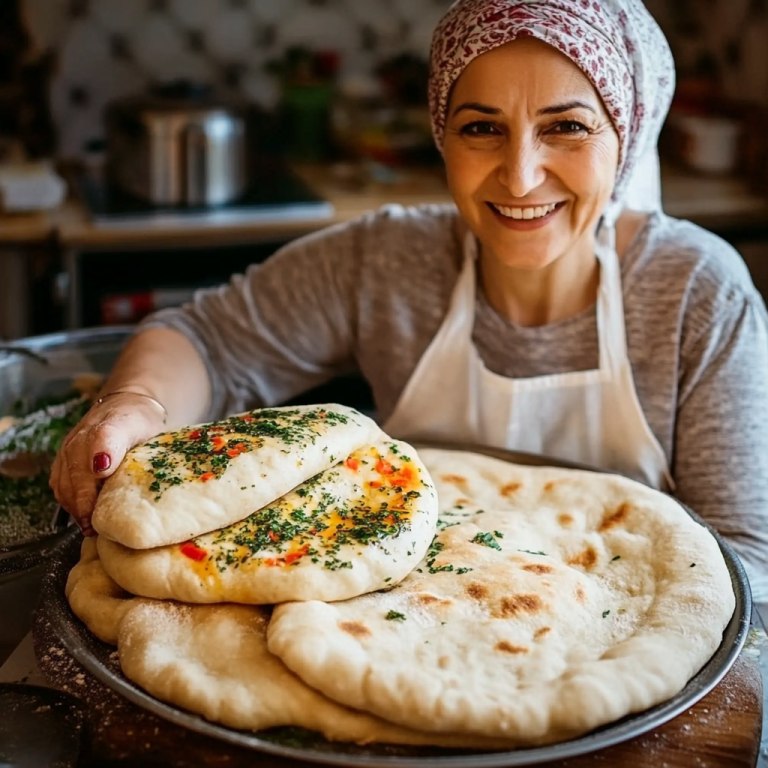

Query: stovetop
(75, 163), (333, 229)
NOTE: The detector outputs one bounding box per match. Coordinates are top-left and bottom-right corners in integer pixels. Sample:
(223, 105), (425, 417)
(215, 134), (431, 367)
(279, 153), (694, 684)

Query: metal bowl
(0, 325), (132, 661)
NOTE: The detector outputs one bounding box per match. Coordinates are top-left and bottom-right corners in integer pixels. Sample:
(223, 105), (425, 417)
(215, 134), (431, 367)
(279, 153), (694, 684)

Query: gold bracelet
(93, 390), (168, 424)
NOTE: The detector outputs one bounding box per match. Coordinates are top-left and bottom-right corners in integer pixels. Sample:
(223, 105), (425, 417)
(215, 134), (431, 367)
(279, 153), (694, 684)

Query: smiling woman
(441, 38), (620, 323)
(50, 0), (768, 605)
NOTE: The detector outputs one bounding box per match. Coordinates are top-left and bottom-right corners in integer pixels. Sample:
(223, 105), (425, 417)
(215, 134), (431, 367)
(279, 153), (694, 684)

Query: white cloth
(623, 149), (663, 213)
(384, 232), (673, 490)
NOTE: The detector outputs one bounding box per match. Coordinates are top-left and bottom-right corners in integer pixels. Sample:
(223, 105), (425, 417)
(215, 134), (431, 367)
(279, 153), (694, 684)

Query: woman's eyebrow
(538, 100), (597, 115)
(450, 102), (500, 117)
(450, 100), (597, 118)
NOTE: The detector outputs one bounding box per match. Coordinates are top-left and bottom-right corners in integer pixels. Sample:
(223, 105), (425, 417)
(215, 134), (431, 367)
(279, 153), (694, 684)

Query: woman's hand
(50, 391), (167, 536)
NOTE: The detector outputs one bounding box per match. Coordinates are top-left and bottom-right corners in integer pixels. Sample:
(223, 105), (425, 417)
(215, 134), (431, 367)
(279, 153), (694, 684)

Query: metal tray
(39, 449), (752, 768)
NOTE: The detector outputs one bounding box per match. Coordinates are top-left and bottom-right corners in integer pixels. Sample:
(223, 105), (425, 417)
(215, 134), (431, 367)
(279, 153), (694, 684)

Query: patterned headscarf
(428, 0), (675, 209)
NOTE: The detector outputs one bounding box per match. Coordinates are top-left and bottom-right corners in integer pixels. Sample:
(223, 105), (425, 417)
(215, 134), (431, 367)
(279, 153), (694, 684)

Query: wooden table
(30, 621), (764, 768)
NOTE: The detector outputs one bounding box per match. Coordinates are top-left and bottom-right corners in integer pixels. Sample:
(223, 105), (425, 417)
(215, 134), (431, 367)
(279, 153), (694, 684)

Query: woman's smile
(487, 201), (564, 229)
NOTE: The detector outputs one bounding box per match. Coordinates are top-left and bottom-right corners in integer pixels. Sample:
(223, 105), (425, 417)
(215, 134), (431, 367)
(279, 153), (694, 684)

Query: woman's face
(442, 38), (620, 272)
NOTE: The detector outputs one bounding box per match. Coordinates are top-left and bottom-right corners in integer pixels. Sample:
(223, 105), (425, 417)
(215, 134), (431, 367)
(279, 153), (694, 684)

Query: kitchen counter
(51, 163), (454, 250)
(51, 162), (768, 248)
(1, 161), (766, 249)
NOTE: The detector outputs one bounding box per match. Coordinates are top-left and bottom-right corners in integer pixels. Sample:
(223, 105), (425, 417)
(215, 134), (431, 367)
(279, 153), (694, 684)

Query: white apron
(383, 231), (672, 490)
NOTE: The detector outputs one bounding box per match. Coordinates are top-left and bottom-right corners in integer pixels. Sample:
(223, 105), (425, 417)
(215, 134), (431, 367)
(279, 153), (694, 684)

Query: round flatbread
(65, 538), (151, 644)
(97, 438), (438, 604)
(92, 403), (382, 549)
(266, 448), (735, 745)
(118, 600), (513, 748)
(65, 543), (511, 747)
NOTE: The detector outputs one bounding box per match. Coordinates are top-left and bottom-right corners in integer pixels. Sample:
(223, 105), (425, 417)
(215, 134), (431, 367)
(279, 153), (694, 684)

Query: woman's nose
(497, 137), (546, 197)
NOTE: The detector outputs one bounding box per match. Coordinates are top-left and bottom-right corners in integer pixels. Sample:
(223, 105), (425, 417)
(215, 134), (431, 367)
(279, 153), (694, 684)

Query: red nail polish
(93, 452), (111, 473)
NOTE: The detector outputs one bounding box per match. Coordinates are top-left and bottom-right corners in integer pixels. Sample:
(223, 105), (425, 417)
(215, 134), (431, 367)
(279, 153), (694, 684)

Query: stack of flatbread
(66, 406), (736, 751)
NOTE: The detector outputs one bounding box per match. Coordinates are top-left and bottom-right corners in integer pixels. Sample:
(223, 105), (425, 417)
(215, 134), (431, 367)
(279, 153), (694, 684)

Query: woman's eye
(459, 120), (500, 137)
(549, 120), (590, 135)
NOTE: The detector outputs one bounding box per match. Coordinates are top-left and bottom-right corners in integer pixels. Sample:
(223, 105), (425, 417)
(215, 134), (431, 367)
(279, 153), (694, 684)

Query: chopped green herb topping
(195, 445), (421, 574)
(143, 406), (351, 498)
(471, 531), (502, 550)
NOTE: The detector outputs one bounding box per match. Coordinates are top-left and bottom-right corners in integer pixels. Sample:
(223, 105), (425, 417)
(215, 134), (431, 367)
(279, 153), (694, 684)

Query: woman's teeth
(492, 202), (558, 220)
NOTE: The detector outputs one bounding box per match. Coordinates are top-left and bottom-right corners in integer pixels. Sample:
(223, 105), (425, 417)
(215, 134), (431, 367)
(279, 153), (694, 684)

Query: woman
(51, 0), (768, 600)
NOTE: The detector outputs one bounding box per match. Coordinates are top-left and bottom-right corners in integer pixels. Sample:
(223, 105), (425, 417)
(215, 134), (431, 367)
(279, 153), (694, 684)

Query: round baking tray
(40, 448), (752, 768)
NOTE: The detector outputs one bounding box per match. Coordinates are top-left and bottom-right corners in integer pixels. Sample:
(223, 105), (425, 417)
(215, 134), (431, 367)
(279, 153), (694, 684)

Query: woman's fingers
(50, 397), (167, 535)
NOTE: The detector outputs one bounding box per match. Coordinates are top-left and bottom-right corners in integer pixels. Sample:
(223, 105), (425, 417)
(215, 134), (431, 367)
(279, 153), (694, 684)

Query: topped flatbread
(266, 448), (735, 745)
(97, 438), (438, 604)
(92, 403), (382, 549)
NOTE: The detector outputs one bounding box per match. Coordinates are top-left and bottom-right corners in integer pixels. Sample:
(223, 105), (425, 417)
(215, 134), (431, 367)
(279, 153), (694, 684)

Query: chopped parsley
(471, 531), (502, 550)
(144, 406), (352, 498)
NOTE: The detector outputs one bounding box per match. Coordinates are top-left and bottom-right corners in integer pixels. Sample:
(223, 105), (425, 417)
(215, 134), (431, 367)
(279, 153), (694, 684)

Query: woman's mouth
(488, 201), (562, 221)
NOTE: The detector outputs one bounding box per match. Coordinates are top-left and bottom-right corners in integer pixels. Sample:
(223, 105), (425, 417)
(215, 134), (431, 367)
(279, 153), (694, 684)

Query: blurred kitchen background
(1, 0), (768, 341)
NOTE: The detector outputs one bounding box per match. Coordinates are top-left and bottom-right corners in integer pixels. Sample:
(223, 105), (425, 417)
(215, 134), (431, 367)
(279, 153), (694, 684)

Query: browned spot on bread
(575, 586), (586, 603)
(339, 621), (371, 638)
(599, 502), (631, 532)
(466, 582), (489, 600)
(543, 481), (556, 493)
(568, 546), (598, 570)
(441, 473), (469, 495)
(558, 513), (574, 526)
(495, 640), (529, 654)
(500, 482), (521, 497)
(495, 593), (543, 618)
(455, 497), (473, 507)
(438, 656), (451, 669)
(534, 626), (551, 640)
(522, 563), (554, 575)
(415, 593), (453, 608)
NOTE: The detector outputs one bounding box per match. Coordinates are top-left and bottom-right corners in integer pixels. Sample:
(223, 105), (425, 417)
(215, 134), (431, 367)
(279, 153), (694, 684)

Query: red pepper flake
(284, 544), (309, 565)
(345, 457), (360, 471)
(369, 480), (382, 489)
(199, 471), (215, 482)
(188, 429), (202, 440)
(268, 530), (279, 542)
(211, 435), (226, 451)
(390, 465), (415, 487)
(376, 458), (394, 475)
(180, 541), (207, 561)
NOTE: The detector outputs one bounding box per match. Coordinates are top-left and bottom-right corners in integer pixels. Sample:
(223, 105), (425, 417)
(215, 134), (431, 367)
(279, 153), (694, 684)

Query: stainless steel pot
(105, 82), (249, 206)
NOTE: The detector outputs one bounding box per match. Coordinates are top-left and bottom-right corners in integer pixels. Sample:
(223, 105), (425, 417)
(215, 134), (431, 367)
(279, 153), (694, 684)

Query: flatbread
(65, 538), (150, 644)
(66, 544), (511, 747)
(117, 600), (513, 748)
(97, 438), (438, 604)
(92, 404), (382, 548)
(266, 448), (735, 745)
